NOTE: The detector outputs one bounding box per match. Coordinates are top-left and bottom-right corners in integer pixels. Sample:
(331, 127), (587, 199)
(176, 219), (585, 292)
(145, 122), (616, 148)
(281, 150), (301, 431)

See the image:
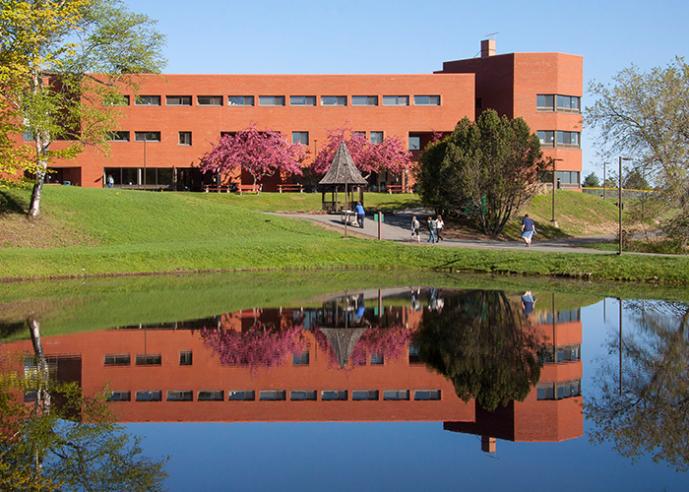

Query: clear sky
(125, 0), (689, 177)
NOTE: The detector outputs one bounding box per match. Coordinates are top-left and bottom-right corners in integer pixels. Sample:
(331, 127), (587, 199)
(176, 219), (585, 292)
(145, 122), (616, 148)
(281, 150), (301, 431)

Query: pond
(1, 272), (688, 491)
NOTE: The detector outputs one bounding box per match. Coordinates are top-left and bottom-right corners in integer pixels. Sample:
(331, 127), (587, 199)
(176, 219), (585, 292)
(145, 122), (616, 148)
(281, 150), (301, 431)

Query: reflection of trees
(0, 318), (166, 491)
(413, 290), (542, 412)
(350, 326), (412, 365)
(201, 320), (306, 368)
(587, 301), (689, 471)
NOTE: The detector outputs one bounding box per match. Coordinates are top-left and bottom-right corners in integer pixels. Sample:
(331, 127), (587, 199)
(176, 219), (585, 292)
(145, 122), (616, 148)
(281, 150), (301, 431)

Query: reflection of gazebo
(319, 327), (367, 368)
(319, 142), (367, 213)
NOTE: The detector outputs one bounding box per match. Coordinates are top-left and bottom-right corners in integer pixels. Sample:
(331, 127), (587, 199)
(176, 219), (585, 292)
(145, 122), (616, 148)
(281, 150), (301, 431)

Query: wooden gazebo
(319, 142), (367, 213)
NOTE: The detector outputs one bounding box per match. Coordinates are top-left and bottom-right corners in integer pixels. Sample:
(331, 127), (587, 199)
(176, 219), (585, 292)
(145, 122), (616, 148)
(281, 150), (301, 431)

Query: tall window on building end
(197, 95), (223, 106)
(536, 130), (555, 147)
(414, 95), (440, 106)
(556, 131), (580, 147)
(179, 350), (192, 365)
(557, 95), (581, 112)
(370, 131), (383, 144)
(178, 131), (192, 146)
(259, 95), (285, 106)
(135, 95), (161, 106)
(321, 96), (347, 106)
(134, 131), (161, 142)
(382, 95), (409, 106)
(229, 96), (255, 106)
(408, 134), (421, 151)
(536, 94), (555, 111)
(292, 131), (309, 145)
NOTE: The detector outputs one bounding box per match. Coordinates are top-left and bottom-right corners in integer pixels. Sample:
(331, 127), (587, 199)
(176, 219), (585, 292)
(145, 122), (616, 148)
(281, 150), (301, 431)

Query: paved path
(281, 212), (615, 255)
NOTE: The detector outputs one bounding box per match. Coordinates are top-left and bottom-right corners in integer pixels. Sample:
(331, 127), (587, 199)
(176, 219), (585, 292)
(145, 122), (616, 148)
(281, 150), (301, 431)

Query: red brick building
(46, 40), (582, 191)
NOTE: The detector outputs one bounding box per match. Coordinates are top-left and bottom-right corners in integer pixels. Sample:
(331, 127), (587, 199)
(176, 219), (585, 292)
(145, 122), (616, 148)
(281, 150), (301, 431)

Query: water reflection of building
(1, 289), (583, 453)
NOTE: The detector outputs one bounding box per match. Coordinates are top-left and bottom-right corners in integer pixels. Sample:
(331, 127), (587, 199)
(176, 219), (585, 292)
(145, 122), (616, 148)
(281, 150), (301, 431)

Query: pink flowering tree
(200, 124), (307, 186)
(312, 128), (413, 178)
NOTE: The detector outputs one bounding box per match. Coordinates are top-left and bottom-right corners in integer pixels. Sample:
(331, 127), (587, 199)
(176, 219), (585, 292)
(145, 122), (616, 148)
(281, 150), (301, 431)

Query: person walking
(521, 214), (536, 247)
(436, 214), (445, 242)
(354, 202), (366, 228)
(106, 174), (114, 188)
(410, 215), (421, 243)
(426, 216), (437, 243)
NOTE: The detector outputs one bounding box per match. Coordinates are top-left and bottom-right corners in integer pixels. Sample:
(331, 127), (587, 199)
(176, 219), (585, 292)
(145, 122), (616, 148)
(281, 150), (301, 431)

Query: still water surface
(1, 279), (688, 491)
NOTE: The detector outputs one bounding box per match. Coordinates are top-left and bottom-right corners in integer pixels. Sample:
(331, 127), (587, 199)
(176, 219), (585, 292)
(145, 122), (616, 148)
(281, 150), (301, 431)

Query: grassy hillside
(2, 186), (689, 285)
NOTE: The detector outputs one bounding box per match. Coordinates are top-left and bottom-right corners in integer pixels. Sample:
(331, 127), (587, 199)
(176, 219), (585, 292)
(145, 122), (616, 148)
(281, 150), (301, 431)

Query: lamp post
(551, 158), (563, 225)
(617, 156), (632, 255)
(602, 161), (607, 200)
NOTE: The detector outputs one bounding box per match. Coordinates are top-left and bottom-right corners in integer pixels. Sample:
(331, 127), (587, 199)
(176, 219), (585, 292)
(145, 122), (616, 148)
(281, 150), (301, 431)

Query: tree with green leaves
(416, 110), (545, 237)
(582, 172), (600, 187)
(0, 0), (165, 217)
(622, 168), (651, 190)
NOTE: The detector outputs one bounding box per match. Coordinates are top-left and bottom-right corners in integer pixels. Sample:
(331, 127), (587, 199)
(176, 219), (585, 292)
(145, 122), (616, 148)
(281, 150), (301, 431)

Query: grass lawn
(2, 186), (689, 285)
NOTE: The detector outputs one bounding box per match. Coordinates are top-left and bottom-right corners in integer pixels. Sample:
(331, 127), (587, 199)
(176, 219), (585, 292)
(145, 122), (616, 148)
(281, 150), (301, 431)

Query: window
(228, 390), (255, 401)
(135, 95), (161, 106)
(321, 96), (347, 106)
(136, 390), (162, 402)
(370, 131), (384, 144)
(166, 95), (192, 106)
(290, 95), (316, 106)
(383, 95), (409, 106)
(552, 171), (580, 185)
(292, 351), (310, 365)
(135, 354), (161, 366)
(408, 344), (421, 364)
(352, 95), (378, 106)
(557, 345), (581, 362)
(22, 129), (34, 141)
(353, 131), (366, 138)
(197, 95), (223, 106)
(107, 391), (131, 402)
(167, 390), (193, 402)
(383, 390), (410, 401)
(414, 390), (441, 401)
(134, 131), (161, 142)
(556, 131), (580, 147)
(259, 95), (285, 106)
(537, 383), (555, 400)
(198, 390), (224, 401)
(536, 94), (555, 110)
(321, 390), (347, 401)
(414, 95), (440, 106)
(537, 380), (582, 400)
(557, 95), (581, 112)
(179, 351), (193, 365)
(104, 354), (130, 366)
(408, 135), (421, 151)
(370, 353), (384, 365)
(290, 390), (317, 401)
(108, 95), (130, 106)
(178, 131), (192, 146)
(24, 391), (37, 403)
(260, 390), (286, 401)
(109, 131), (130, 142)
(291, 131), (309, 145)
(352, 390), (379, 401)
(536, 130), (555, 147)
(229, 96), (255, 106)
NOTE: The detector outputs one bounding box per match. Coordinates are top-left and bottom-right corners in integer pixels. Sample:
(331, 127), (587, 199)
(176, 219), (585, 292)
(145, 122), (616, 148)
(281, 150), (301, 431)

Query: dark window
(537, 383), (555, 400)
(166, 95), (192, 106)
(260, 390), (286, 401)
(109, 95), (130, 106)
(167, 390), (193, 402)
(383, 95), (409, 106)
(135, 354), (161, 366)
(290, 95), (316, 106)
(352, 390), (379, 401)
(383, 390), (410, 401)
(536, 130), (555, 146)
(557, 95), (581, 112)
(408, 344), (421, 364)
(352, 131), (366, 138)
(414, 95), (440, 106)
(321, 390), (347, 401)
(259, 95), (285, 106)
(136, 390), (162, 402)
(228, 390), (255, 401)
(197, 95), (223, 106)
(557, 380), (581, 399)
(352, 95), (378, 106)
(370, 353), (384, 365)
(290, 390), (317, 401)
(292, 131), (309, 145)
(321, 96), (347, 106)
(414, 390), (441, 401)
(228, 96), (255, 106)
(556, 131), (580, 147)
(135, 95), (161, 106)
(370, 131), (384, 144)
(107, 391), (131, 402)
(557, 345), (581, 362)
(198, 390), (224, 401)
(179, 351), (193, 365)
(408, 135), (421, 151)
(179, 131), (192, 146)
(104, 354), (130, 366)
(537, 94), (555, 110)
(134, 131), (161, 142)
(292, 351), (310, 365)
(109, 131), (130, 142)
(23, 391), (37, 402)
(122, 168), (138, 185)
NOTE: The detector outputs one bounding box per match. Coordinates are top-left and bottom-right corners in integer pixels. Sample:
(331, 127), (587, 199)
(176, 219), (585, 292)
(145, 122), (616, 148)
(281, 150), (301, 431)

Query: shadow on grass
(0, 189), (28, 216)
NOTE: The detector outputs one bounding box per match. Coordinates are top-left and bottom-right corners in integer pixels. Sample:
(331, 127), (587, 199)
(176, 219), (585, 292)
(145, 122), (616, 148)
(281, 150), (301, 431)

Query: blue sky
(126, 0), (689, 176)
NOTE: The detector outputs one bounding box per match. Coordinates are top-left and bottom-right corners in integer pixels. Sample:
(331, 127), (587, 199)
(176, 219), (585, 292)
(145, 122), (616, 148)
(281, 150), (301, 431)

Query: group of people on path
(410, 215), (444, 243)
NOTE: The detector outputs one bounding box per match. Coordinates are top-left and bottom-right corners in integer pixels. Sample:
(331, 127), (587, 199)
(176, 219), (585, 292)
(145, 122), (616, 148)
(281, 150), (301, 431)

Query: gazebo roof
(318, 142), (368, 186)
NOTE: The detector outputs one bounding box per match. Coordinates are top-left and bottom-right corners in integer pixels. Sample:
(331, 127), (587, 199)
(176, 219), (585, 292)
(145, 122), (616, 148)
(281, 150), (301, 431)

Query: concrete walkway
(281, 212), (616, 255)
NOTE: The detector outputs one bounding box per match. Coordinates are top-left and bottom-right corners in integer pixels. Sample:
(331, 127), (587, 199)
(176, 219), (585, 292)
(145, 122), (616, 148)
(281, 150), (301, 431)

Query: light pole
(617, 156), (632, 255)
(602, 161), (607, 200)
(551, 158), (563, 226)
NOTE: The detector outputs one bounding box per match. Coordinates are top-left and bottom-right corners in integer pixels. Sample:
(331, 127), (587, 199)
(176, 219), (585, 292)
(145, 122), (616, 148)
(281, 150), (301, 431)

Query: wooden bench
(237, 184), (261, 195)
(277, 183), (303, 193)
(386, 184), (405, 194)
(203, 185), (230, 193)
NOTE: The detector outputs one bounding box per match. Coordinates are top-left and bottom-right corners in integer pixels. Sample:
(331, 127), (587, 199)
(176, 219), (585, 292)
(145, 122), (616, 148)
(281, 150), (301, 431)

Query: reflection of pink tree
(201, 322), (306, 368)
(351, 325), (412, 365)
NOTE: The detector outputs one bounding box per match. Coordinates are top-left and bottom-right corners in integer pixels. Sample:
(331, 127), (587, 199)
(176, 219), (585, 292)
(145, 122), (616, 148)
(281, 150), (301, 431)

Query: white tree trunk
(28, 71), (50, 219)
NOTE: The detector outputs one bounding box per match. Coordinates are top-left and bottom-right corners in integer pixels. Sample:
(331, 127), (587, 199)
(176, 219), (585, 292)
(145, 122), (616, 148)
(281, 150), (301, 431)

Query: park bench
(277, 183), (303, 193)
(386, 184), (405, 194)
(203, 184), (231, 193)
(237, 183), (261, 195)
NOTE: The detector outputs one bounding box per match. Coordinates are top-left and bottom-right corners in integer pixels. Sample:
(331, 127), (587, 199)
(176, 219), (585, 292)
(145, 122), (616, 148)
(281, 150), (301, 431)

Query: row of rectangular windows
(118, 94), (442, 108)
(537, 130), (581, 148)
(536, 94), (581, 112)
(107, 389), (442, 402)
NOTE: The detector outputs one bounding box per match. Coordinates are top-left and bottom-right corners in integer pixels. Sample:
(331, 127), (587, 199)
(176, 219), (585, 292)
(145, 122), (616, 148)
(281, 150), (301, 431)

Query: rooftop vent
(481, 39), (496, 58)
